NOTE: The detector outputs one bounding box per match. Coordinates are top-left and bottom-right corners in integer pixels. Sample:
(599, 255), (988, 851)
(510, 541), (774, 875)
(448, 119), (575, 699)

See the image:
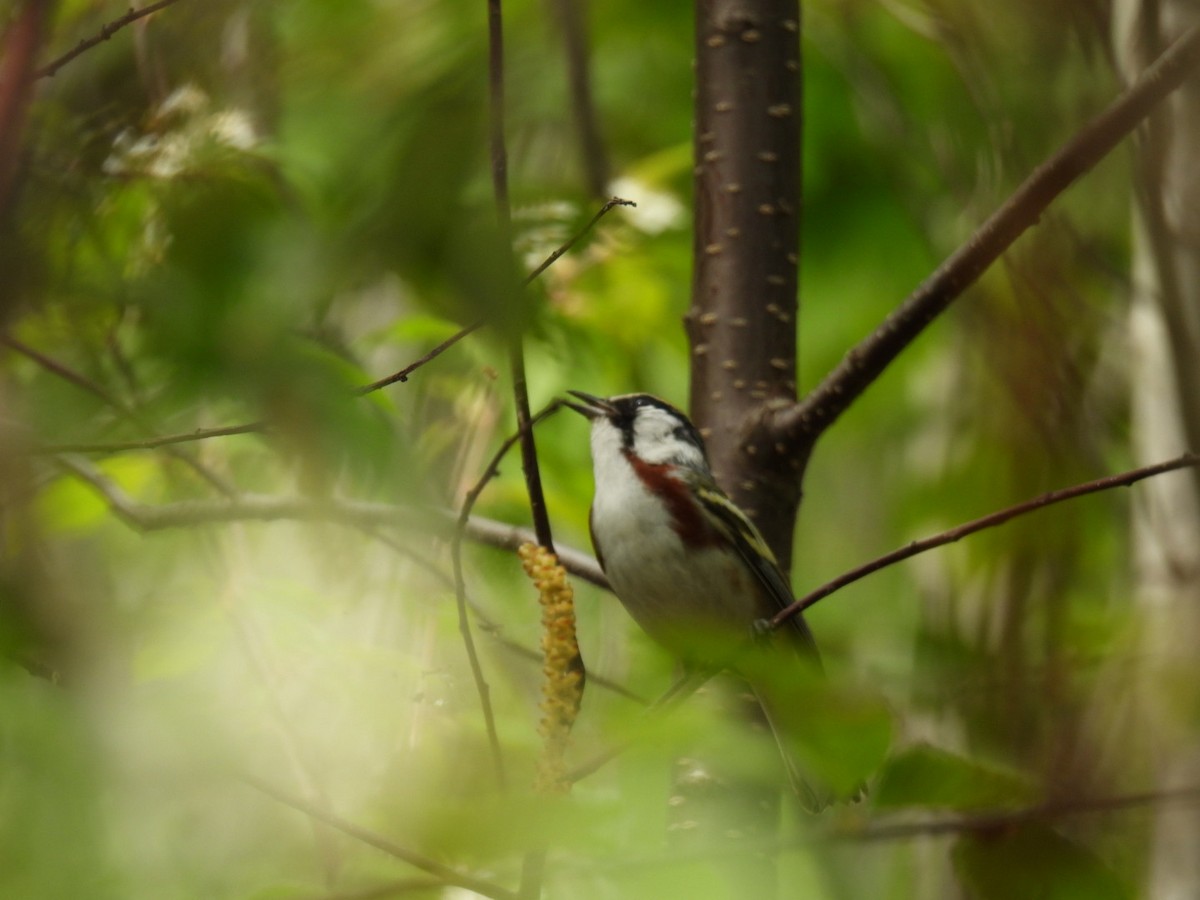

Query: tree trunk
(688, 0), (803, 568)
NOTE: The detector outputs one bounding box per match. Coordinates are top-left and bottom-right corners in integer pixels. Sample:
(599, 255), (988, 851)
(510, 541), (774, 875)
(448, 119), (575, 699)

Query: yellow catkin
(518, 542), (584, 794)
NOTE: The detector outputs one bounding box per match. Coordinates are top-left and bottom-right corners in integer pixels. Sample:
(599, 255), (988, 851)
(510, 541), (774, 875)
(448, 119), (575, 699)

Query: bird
(564, 390), (830, 810)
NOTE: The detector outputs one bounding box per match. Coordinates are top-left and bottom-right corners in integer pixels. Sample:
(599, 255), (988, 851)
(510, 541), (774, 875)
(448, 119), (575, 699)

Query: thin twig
(486, 7), (560, 894)
(56, 462), (631, 700)
(442, 399), (574, 791)
(35, 422), (265, 454)
(449, 503), (508, 788)
(485, 0), (553, 551)
(28, 322), (483, 455)
(24, 194), (629, 456)
(356, 321), (484, 395)
(447, 399), (570, 791)
(768, 23), (1200, 450)
(458, 400), (564, 527)
(3, 334), (132, 413)
(4, 335), (237, 496)
(772, 452), (1200, 627)
(521, 197), (634, 286)
(35, 0), (188, 80)
(240, 773), (520, 900)
(508, 324), (554, 554)
(51, 455), (610, 583)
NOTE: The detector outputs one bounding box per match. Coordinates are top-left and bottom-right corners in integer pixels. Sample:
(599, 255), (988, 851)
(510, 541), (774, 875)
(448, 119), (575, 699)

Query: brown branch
(449, 515), (507, 791)
(35, 422), (265, 454)
(55, 449), (636, 711)
(4, 335), (237, 496)
(507, 288), (555, 556)
(35, 0), (188, 80)
(2, 334), (131, 413)
(457, 400), (564, 531)
(24, 195), (630, 455)
(459, 514), (606, 587)
(26, 322), (484, 455)
(481, 29), (579, 897)
(448, 399), (570, 790)
(54, 453), (609, 583)
(350, 516), (638, 704)
(521, 196), (634, 286)
(240, 773), (520, 900)
(355, 321), (484, 395)
(767, 22), (1200, 451)
(468, 3), (548, 850)
(772, 452), (1200, 628)
(485, 0), (553, 554)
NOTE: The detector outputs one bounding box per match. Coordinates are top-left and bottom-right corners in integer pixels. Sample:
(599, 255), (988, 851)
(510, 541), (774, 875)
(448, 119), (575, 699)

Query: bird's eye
(672, 425), (693, 445)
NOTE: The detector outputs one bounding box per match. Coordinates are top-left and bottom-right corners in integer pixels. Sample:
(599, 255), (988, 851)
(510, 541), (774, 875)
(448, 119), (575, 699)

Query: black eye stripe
(603, 393), (710, 464)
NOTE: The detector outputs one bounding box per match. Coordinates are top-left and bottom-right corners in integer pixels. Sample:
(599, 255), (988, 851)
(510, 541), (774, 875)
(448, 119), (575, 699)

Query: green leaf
(874, 743), (1033, 810)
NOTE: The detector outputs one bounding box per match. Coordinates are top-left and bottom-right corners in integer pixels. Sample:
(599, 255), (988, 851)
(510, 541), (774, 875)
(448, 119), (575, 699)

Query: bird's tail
(744, 647), (878, 812)
(751, 682), (835, 813)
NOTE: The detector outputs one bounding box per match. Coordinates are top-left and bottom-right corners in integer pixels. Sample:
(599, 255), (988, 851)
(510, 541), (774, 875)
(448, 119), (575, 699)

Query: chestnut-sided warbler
(566, 390), (829, 810)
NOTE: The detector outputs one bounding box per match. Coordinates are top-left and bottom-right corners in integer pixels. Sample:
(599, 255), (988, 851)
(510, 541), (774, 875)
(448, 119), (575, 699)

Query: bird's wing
(689, 473), (821, 659)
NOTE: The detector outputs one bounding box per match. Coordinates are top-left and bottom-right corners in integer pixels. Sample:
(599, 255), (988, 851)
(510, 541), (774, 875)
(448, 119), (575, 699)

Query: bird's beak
(564, 390), (616, 421)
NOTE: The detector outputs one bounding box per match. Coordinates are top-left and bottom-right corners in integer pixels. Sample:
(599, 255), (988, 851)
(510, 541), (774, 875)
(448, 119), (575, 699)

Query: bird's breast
(589, 456), (759, 661)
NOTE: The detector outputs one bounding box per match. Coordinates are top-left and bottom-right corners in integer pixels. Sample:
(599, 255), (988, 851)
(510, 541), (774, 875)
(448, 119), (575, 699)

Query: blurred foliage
(0, 0), (1182, 898)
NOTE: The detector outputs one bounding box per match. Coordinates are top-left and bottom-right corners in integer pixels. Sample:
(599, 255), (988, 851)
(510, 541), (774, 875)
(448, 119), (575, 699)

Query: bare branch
(521, 196), (634, 286)
(355, 321), (484, 395)
(4, 335), (237, 496)
(450, 509), (508, 790)
(457, 400), (565, 530)
(466, 0), (542, 834)
(35, 422), (265, 455)
(24, 193), (631, 459)
(51, 454), (607, 584)
(767, 23), (1200, 451)
(2, 334), (130, 414)
(772, 452), (1200, 627)
(35, 0), (188, 80)
(240, 773), (520, 900)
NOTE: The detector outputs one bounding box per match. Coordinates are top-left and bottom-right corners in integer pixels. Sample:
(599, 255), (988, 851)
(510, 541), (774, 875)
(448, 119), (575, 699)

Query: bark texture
(688, 0), (802, 569)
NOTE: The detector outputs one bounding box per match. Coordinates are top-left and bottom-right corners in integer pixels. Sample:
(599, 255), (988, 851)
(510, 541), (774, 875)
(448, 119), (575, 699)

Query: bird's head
(565, 391), (710, 472)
